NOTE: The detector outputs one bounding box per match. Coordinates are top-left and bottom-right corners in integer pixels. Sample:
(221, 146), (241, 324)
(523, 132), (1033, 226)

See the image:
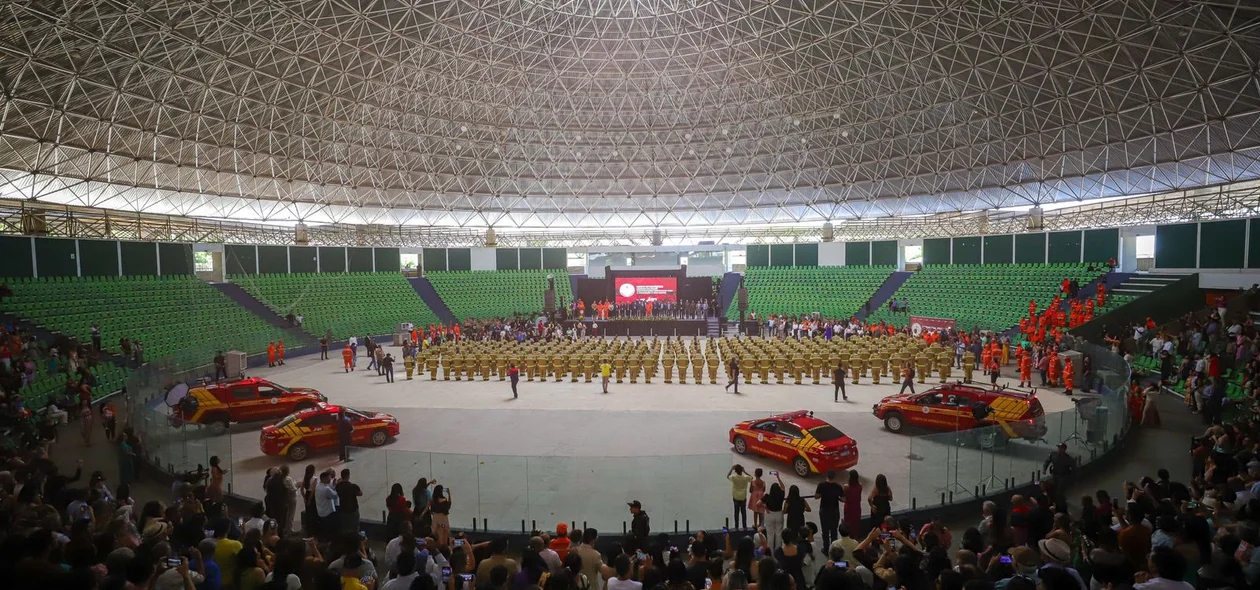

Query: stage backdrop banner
(909, 315), (956, 335)
(615, 277), (678, 304)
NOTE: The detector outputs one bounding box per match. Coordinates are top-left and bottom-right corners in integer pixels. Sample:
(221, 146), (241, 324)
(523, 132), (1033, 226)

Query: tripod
(1061, 397), (1098, 447)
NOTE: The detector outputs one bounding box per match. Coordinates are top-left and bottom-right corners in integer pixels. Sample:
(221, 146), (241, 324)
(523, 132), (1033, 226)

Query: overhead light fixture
(841, 130), (849, 138)
(460, 126), (468, 132)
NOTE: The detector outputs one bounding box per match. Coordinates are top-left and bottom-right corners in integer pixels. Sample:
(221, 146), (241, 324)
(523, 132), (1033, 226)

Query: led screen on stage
(615, 277), (678, 304)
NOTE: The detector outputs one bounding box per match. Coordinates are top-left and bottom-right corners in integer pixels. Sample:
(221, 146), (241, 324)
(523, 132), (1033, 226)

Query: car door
(749, 421), (779, 457)
(946, 392), (978, 429)
(347, 411), (372, 445)
(298, 413), (337, 451)
(255, 383), (288, 420)
(227, 384), (259, 421)
(770, 423), (805, 462)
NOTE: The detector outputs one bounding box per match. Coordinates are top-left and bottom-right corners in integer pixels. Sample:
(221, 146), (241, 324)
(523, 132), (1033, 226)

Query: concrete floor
(124, 339), (1098, 533)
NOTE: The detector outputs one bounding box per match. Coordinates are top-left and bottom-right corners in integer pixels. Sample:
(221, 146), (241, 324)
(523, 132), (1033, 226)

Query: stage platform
(562, 318), (712, 337)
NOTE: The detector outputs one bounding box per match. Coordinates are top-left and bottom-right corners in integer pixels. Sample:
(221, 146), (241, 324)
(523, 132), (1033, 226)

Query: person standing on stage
(508, 363), (521, 398)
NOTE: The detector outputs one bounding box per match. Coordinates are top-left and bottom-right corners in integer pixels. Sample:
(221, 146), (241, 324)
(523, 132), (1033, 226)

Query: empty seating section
(5, 276), (281, 364)
(864, 263), (1106, 331)
(233, 272), (437, 338)
(728, 266), (894, 320)
(426, 270), (572, 321)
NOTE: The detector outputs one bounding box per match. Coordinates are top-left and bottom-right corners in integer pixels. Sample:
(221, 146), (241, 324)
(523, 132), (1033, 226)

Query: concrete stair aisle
(706, 317), (721, 337)
(1111, 273), (1186, 298)
(208, 283), (317, 347)
(857, 271), (913, 320)
(407, 277), (457, 325)
(717, 272), (743, 316)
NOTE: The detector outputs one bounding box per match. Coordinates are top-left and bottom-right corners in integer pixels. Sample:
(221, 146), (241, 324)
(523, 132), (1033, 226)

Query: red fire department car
(170, 377), (327, 434)
(260, 404), (400, 461)
(872, 382), (1047, 445)
(729, 410), (859, 477)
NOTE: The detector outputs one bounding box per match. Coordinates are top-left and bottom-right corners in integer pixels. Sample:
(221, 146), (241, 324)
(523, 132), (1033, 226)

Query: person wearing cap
(628, 501), (650, 551)
(1038, 538), (1087, 590)
(993, 546), (1042, 590)
(550, 523), (572, 560)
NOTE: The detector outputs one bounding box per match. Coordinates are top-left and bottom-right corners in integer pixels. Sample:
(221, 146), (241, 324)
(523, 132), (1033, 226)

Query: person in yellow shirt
(600, 360), (612, 394)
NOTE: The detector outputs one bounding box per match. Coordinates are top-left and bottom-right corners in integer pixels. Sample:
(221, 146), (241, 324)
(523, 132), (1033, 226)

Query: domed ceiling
(1, 0), (1259, 228)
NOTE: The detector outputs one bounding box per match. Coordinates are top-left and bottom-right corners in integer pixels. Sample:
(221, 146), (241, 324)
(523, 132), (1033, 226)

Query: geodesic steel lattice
(1, 0), (1259, 229)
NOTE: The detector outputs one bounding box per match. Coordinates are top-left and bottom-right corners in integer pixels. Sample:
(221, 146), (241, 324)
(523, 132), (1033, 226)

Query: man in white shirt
(381, 552), (420, 590)
(315, 470), (339, 534)
(531, 536), (563, 573)
(1133, 547), (1194, 590)
(605, 554), (642, 590)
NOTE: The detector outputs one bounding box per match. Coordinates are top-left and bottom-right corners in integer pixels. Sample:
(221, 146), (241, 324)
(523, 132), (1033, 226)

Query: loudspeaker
(544, 289), (556, 313)
(737, 287), (749, 312)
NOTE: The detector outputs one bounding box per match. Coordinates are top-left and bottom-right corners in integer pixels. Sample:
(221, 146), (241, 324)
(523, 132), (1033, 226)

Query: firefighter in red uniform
(342, 343), (354, 372)
(1047, 352), (1061, 387)
(1063, 357), (1075, 396)
(277, 339), (285, 365)
(411, 327), (418, 345)
(1097, 283), (1107, 307)
(453, 323), (461, 342)
(267, 341), (277, 367)
(1018, 347), (1033, 387)
(981, 344), (992, 369)
(1029, 299), (1037, 318)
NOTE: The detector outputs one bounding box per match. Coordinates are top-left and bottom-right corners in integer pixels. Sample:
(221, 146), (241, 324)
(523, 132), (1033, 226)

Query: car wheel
(287, 442), (310, 461)
(208, 416), (230, 436)
(792, 456), (811, 478)
(370, 429), (389, 447)
(883, 412), (905, 433)
(733, 436), (748, 454)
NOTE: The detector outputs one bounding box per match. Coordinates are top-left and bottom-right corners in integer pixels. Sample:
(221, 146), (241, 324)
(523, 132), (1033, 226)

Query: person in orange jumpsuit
(1063, 357), (1075, 395)
(981, 344), (992, 369)
(1019, 348), (1033, 387)
(453, 323), (461, 342)
(1029, 299), (1037, 318)
(1047, 351), (1060, 386)
(267, 341), (276, 367)
(645, 300), (653, 317)
(411, 327), (418, 344)
(1127, 380), (1144, 423)
(277, 339), (285, 365)
(342, 343), (354, 372)
(1085, 298), (1095, 316)
(1097, 283), (1107, 307)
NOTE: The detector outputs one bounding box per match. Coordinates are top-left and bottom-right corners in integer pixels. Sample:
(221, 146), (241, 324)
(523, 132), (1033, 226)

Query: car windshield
(274, 414), (301, 428)
(810, 425), (846, 442)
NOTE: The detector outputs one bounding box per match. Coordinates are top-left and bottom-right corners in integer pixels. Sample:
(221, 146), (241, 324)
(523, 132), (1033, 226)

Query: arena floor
(145, 340), (1089, 534)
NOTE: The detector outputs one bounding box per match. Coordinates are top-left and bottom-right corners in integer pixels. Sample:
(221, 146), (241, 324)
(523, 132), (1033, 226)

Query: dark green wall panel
(158, 243), (193, 276)
(35, 237), (78, 277)
(923, 238), (950, 265)
(746, 245), (770, 267)
(496, 248), (519, 270)
(347, 247), (375, 272)
(983, 235), (1013, 264)
(794, 243), (819, 267)
(952, 237), (981, 264)
(1198, 220), (1245, 269)
(257, 245), (289, 274)
(543, 248), (567, 270)
(318, 246), (346, 273)
(1014, 233), (1046, 264)
(871, 241), (898, 266)
(519, 248), (543, 270)
(1155, 223), (1198, 268)
(1047, 231), (1083, 264)
(1082, 228), (1119, 263)
(1250, 220), (1260, 269)
(0, 236), (33, 278)
(423, 248), (447, 272)
(124, 241), (162, 276)
(447, 248), (472, 271)
(290, 246), (318, 273)
(770, 244), (795, 267)
(845, 241), (871, 266)
(374, 248), (400, 273)
(79, 239), (119, 276)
